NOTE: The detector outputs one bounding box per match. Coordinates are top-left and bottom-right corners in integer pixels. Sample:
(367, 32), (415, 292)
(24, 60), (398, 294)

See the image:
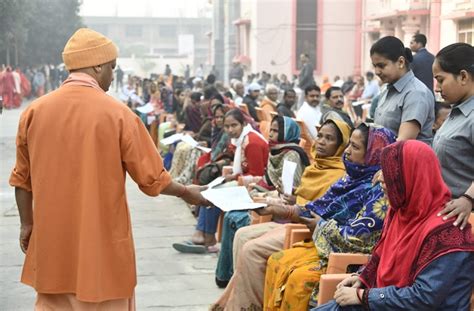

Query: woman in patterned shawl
(263, 124), (396, 311)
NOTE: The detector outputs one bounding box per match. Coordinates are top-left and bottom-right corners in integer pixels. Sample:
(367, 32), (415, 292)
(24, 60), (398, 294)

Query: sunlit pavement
(0, 93), (222, 310)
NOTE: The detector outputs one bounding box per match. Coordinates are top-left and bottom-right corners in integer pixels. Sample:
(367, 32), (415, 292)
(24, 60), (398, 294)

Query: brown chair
(256, 107), (272, 122)
(159, 113), (168, 124)
(282, 224), (370, 306)
(249, 196), (272, 224)
(283, 224), (311, 249)
(296, 120), (314, 162)
(299, 138), (307, 148)
(216, 212), (224, 242)
(238, 103), (250, 115)
(259, 120), (271, 140)
(149, 119), (159, 147)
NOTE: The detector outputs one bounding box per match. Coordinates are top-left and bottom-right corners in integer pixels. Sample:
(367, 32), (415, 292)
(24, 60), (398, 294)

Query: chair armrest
(250, 211), (272, 225)
(283, 224), (308, 249)
(289, 228), (311, 248)
(326, 253), (370, 274)
(216, 212), (224, 242)
(318, 273), (351, 306)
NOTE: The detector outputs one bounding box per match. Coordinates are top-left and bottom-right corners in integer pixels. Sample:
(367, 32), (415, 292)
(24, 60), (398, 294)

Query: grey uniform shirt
(374, 70), (434, 144)
(432, 96), (474, 198)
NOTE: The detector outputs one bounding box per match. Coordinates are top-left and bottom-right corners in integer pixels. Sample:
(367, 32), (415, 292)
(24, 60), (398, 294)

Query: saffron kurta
(10, 81), (172, 303)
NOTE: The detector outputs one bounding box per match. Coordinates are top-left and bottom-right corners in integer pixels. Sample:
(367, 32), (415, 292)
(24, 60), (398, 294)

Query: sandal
(172, 241), (206, 254)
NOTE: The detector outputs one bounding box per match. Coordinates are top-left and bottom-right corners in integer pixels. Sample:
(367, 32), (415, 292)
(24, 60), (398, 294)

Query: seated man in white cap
(9, 28), (207, 310)
(242, 82), (262, 121)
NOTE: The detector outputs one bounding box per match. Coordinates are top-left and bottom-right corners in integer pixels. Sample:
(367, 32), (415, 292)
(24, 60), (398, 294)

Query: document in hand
(202, 186), (266, 212)
(136, 103), (154, 114)
(159, 133), (212, 153)
(282, 160), (297, 195)
(207, 176), (226, 189)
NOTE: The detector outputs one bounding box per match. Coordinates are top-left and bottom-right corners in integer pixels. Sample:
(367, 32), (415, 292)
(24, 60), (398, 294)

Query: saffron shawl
(360, 141), (474, 288)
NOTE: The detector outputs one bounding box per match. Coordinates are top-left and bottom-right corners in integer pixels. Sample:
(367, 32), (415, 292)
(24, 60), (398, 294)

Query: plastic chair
(281, 224), (369, 306)
(283, 224), (311, 249)
(238, 103), (250, 115)
(255, 107), (271, 122)
(249, 196), (272, 225)
(295, 119), (315, 161)
(149, 119), (159, 147)
(259, 120), (271, 140)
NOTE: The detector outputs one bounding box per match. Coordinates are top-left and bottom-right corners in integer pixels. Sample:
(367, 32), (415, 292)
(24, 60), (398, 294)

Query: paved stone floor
(0, 96), (223, 310)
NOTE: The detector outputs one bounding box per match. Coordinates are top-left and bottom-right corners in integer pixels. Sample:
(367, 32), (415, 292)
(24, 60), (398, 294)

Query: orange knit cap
(62, 28), (118, 70)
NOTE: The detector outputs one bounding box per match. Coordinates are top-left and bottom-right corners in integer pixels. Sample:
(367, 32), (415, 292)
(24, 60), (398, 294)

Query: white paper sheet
(282, 160), (297, 195)
(351, 100), (365, 107)
(196, 146), (212, 153)
(202, 186), (266, 212)
(130, 93), (145, 105)
(207, 176), (226, 189)
(181, 134), (199, 147)
(146, 115), (156, 125)
(160, 133), (183, 145)
(160, 133), (211, 153)
(136, 103), (154, 114)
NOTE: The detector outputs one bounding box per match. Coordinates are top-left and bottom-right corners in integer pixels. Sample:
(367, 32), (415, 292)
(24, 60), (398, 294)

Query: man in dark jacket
(277, 89), (296, 118)
(410, 33), (435, 92)
(298, 53), (315, 91)
(243, 83), (261, 121)
(229, 61), (244, 81)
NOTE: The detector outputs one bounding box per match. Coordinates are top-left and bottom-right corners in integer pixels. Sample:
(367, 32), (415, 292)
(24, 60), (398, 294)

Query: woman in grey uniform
(371, 36), (434, 144)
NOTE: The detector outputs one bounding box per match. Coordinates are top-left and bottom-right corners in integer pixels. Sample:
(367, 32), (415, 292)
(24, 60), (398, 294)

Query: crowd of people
(113, 34), (474, 310)
(0, 64), (69, 113)
(9, 27), (474, 310)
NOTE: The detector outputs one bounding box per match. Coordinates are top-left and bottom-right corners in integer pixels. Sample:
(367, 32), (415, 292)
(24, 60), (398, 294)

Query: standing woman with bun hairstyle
(371, 36), (435, 143)
(433, 43), (474, 230)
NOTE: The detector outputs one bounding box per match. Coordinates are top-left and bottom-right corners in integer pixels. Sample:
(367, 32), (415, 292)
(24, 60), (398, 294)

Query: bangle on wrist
(177, 185), (187, 198)
(286, 205), (297, 220)
(362, 288), (370, 309)
(356, 288), (364, 304)
(460, 193), (474, 209)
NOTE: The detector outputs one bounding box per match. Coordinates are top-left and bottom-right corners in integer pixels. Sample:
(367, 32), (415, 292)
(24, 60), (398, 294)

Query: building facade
(361, 0), (473, 73)
(211, 0), (360, 83)
(211, 0), (473, 84)
(83, 16), (212, 75)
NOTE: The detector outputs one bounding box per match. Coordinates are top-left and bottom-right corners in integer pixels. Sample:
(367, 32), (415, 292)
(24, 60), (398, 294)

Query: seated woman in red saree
(314, 140), (474, 311)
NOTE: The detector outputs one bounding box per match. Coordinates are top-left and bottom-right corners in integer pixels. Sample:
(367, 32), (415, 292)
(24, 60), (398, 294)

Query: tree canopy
(0, 0), (83, 67)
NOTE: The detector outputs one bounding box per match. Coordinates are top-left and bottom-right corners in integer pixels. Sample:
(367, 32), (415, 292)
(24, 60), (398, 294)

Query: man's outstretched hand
(180, 185), (209, 206)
